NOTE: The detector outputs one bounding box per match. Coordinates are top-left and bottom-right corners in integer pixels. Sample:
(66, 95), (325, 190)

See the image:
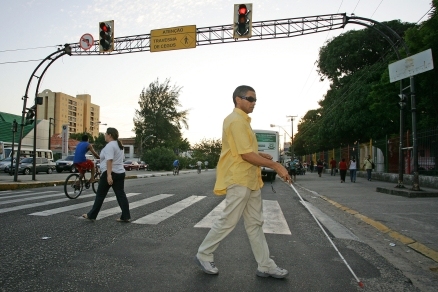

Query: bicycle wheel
(173, 168), (176, 176)
(92, 172), (100, 194)
(64, 173), (82, 199)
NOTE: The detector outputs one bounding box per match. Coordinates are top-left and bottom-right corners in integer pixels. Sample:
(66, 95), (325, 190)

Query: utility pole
(286, 115), (297, 158)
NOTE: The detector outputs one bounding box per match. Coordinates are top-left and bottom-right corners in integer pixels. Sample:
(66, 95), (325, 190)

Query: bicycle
(64, 164), (100, 199)
(197, 165), (202, 174)
(173, 166), (179, 175)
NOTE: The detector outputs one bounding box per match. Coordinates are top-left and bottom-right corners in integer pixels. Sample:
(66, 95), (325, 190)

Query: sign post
(150, 25), (196, 52)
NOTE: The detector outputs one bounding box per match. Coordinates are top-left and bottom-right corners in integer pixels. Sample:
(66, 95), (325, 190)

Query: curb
(320, 194), (438, 263)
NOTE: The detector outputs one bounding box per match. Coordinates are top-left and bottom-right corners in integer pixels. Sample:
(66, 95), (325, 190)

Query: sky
(0, 0), (433, 146)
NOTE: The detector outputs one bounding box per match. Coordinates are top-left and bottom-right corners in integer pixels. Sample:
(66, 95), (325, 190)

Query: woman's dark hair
(106, 127), (124, 150)
(232, 85), (255, 106)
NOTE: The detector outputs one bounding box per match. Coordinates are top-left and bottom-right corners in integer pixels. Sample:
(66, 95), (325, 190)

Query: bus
(253, 129), (280, 180)
(2, 146), (54, 161)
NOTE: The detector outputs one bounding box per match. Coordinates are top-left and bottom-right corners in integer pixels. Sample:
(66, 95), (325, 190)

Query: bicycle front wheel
(92, 172), (100, 194)
(64, 174), (82, 199)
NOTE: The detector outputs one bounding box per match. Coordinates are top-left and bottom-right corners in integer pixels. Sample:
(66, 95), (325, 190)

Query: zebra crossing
(0, 189), (292, 235)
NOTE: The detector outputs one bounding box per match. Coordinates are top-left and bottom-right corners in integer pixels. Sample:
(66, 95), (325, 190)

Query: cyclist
(204, 160), (209, 171)
(173, 159), (180, 174)
(73, 135), (100, 183)
(196, 160), (203, 173)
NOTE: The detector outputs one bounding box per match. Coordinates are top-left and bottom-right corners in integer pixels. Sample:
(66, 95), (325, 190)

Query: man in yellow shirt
(195, 85), (291, 278)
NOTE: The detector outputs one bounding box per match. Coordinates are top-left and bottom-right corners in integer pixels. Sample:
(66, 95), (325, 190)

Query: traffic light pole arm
(14, 45), (71, 182)
(68, 13), (347, 55)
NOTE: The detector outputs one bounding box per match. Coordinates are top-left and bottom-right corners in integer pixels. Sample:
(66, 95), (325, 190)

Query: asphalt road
(0, 170), (437, 291)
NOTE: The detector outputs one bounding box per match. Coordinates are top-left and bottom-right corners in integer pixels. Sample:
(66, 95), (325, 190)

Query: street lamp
(286, 115), (297, 157)
(270, 124), (292, 160)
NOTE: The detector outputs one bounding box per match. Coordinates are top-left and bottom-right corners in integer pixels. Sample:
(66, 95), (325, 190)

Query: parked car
(138, 161), (148, 170)
(123, 160), (140, 171)
(0, 157), (24, 173)
(8, 157), (55, 175)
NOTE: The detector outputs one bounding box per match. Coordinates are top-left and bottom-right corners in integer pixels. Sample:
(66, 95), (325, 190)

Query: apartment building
(36, 89), (101, 138)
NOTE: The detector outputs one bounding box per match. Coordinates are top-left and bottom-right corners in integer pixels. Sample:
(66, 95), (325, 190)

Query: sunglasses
(239, 96), (257, 103)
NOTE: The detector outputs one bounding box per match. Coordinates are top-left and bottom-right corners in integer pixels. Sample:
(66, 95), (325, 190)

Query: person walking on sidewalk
(339, 158), (347, 183)
(363, 155), (373, 181)
(348, 156), (357, 182)
(329, 157), (337, 176)
(82, 127), (131, 222)
(194, 85), (291, 279)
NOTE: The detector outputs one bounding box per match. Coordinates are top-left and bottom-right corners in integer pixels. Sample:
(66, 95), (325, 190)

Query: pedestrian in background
(339, 158), (347, 183)
(310, 160), (314, 173)
(194, 85), (290, 279)
(363, 155), (373, 181)
(83, 127), (131, 222)
(329, 157), (337, 176)
(316, 159), (323, 177)
(348, 156), (357, 183)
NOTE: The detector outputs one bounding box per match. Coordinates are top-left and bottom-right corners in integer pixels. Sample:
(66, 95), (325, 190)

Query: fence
(300, 128), (438, 177)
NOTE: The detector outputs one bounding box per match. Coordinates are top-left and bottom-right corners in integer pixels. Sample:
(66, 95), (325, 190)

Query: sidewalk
(0, 170), (197, 191)
(294, 170), (438, 264)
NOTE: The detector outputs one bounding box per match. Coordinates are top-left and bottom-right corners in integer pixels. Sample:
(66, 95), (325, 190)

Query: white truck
(253, 129), (280, 180)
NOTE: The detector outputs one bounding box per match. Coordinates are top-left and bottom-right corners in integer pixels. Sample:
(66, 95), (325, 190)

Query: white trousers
(197, 185), (276, 271)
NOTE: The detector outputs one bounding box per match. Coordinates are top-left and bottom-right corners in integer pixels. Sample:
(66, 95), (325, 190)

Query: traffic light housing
(25, 107), (36, 126)
(398, 94), (407, 109)
(233, 3), (252, 38)
(99, 20), (114, 52)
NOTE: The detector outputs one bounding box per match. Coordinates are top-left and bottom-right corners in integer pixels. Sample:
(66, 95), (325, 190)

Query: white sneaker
(194, 255), (219, 275)
(256, 266), (288, 278)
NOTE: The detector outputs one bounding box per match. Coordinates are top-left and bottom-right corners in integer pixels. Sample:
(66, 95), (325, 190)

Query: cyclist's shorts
(75, 160), (94, 174)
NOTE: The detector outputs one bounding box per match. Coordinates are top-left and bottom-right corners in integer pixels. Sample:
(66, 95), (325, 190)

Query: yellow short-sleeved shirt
(214, 108), (263, 195)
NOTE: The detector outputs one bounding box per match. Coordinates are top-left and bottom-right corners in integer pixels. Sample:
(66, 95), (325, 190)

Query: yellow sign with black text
(150, 25), (196, 52)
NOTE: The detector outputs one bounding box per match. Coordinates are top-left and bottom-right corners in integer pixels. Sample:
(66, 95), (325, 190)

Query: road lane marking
(194, 199), (292, 235)
(96, 194), (173, 220)
(133, 195), (206, 224)
(0, 192), (63, 205)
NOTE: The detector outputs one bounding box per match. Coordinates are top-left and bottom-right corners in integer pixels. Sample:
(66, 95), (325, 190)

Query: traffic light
(233, 3), (252, 38)
(398, 94), (407, 109)
(99, 20), (114, 52)
(25, 107), (35, 126)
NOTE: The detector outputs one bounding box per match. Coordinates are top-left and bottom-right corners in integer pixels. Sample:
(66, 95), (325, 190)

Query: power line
(370, 0), (384, 18)
(0, 59), (44, 65)
(0, 45), (60, 53)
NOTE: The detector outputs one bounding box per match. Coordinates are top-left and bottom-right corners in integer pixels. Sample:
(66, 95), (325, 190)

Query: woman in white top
(83, 127), (131, 222)
(348, 156), (357, 183)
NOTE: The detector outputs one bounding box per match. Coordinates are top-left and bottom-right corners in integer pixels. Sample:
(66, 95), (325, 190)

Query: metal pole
(410, 76), (420, 191)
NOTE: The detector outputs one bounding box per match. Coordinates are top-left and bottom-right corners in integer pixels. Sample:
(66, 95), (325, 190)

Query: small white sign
(388, 49), (434, 83)
(79, 33), (94, 50)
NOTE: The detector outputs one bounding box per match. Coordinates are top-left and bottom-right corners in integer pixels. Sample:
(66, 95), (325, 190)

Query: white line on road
(133, 195), (206, 225)
(96, 194), (173, 220)
(194, 199), (292, 235)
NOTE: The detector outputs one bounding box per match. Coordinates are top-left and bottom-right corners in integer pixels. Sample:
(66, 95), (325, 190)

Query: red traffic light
(100, 22), (109, 32)
(238, 4), (247, 15)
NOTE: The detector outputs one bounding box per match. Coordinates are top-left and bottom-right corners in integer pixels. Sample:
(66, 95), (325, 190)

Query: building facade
(36, 89), (101, 138)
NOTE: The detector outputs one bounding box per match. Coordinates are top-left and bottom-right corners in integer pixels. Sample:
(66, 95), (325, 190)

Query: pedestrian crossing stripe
(2, 191), (291, 235)
(29, 193), (142, 216)
(96, 194), (173, 220)
(195, 199), (291, 235)
(133, 195), (206, 224)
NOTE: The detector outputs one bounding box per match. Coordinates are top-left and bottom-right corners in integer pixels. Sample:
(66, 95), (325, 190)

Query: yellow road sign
(150, 25), (196, 52)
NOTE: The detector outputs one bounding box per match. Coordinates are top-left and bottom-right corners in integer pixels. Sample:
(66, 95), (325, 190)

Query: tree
(190, 138), (222, 168)
(92, 132), (106, 153)
(133, 78), (189, 152)
(70, 132), (94, 143)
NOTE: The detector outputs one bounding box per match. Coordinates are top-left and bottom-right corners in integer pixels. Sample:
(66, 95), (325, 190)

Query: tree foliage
(144, 146), (177, 171)
(133, 78), (190, 153)
(190, 138), (222, 168)
(294, 10), (438, 155)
